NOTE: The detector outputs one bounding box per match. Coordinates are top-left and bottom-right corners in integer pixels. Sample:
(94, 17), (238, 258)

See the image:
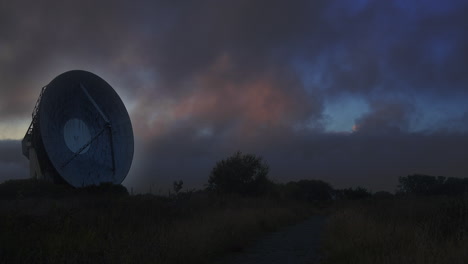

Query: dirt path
(217, 215), (327, 264)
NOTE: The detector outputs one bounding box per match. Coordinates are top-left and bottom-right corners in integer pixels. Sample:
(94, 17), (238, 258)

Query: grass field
(0, 179), (317, 264)
(5, 179), (466, 263)
(321, 195), (468, 264)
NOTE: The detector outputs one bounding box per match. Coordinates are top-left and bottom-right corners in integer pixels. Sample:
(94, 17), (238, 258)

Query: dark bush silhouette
(0, 178), (72, 199)
(373, 191), (394, 199)
(285, 179), (333, 201)
(0, 179), (128, 199)
(398, 174), (444, 195)
(443, 177), (468, 195)
(398, 174), (468, 196)
(173, 180), (183, 194)
(207, 151), (270, 196)
(80, 182), (129, 196)
(335, 187), (372, 200)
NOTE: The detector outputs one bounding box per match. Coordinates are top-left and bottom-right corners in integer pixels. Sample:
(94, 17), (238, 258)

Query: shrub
(285, 179), (333, 201)
(0, 179), (72, 199)
(373, 191), (394, 199)
(79, 182), (128, 196)
(207, 151), (270, 196)
(0, 179), (128, 199)
(397, 174), (445, 195)
(398, 174), (468, 196)
(334, 187), (372, 200)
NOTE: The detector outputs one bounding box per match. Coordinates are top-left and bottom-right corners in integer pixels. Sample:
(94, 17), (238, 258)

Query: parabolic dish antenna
(22, 70), (134, 187)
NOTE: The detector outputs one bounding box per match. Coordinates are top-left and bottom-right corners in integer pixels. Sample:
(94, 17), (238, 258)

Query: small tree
(207, 151), (270, 196)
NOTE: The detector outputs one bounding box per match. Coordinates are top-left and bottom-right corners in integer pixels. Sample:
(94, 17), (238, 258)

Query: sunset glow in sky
(1, 0), (467, 192)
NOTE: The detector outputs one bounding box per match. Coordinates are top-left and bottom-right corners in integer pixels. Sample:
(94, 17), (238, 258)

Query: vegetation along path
(218, 215), (327, 264)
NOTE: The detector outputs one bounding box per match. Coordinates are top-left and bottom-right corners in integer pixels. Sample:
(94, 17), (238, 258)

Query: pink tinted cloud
(131, 54), (320, 141)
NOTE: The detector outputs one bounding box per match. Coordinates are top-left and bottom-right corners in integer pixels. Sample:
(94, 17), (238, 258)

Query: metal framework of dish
(22, 70), (134, 187)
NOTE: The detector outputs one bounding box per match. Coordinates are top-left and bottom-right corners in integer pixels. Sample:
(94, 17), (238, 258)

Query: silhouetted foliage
(0, 183), (311, 264)
(79, 182), (128, 196)
(207, 151), (270, 196)
(443, 177), (468, 195)
(335, 187), (372, 200)
(373, 191), (394, 199)
(173, 180), (183, 194)
(0, 179), (72, 199)
(0, 179), (128, 199)
(398, 174), (444, 195)
(398, 174), (468, 196)
(285, 179), (333, 201)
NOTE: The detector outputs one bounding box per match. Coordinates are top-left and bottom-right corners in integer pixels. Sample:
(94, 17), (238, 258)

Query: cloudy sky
(1, 0), (467, 192)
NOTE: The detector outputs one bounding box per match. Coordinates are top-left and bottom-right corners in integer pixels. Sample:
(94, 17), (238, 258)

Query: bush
(373, 191), (394, 199)
(207, 151), (270, 196)
(0, 179), (128, 199)
(0, 179), (72, 199)
(79, 182), (128, 196)
(397, 174), (468, 196)
(285, 179), (333, 201)
(334, 187), (372, 200)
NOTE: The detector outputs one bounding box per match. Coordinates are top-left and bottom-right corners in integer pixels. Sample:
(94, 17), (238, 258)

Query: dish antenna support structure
(22, 70), (134, 187)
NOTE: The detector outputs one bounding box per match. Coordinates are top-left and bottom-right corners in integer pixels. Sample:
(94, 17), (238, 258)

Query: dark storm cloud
(299, 0), (468, 96)
(148, 0), (327, 88)
(2, 0), (467, 117)
(1, 0), (468, 191)
(0, 0), (149, 118)
(0, 0), (326, 117)
(123, 0), (468, 191)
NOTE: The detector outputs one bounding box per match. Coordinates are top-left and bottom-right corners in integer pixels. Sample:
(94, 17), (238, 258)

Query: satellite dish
(22, 70), (134, 187)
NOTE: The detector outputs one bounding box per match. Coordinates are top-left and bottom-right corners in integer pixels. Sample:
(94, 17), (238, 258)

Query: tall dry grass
(321, 195), (468, 264)
(0, 185), (315, 264)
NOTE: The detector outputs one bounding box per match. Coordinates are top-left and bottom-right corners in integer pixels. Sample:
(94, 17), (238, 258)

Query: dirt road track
(217, 215), (327, 264)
